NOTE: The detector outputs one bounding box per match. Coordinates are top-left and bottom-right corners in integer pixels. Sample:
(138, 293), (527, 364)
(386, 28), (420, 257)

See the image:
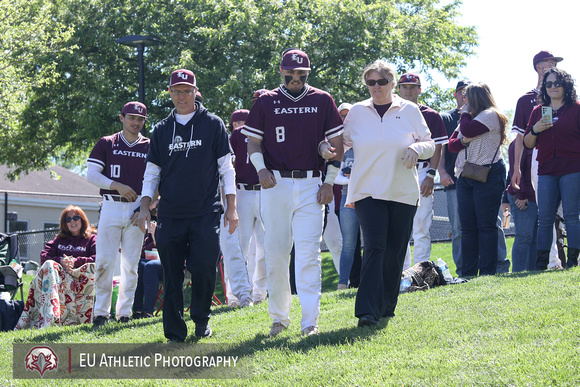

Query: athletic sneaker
(301, 326), (319, 336)
(195, 324), (212, 338)
(92, 316), (109, 328)
(337, 284), (348, 290)
(118, 316), (131, 323)
(268, 322), (287, 337)
(240, 297), (253, 308)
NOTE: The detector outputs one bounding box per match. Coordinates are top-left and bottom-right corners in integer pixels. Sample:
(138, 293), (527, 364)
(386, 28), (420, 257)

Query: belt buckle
(291, 170), (302, 178)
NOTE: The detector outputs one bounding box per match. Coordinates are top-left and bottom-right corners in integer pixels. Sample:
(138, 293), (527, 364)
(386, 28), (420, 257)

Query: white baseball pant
(261, 171), (324, 330)
(94, 198), (144, 319)
(236, 188), (267, 302)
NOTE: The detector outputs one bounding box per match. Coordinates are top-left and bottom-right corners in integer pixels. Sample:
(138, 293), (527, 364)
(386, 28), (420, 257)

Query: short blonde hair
(361, 60), (397, 87)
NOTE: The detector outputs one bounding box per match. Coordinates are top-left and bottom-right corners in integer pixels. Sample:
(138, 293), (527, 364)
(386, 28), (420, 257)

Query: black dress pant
(156, 213), (221, 341)
(354, 197), (417, 320)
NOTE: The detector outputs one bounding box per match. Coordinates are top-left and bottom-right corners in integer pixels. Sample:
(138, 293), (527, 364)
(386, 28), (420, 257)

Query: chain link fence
(11, 185), (514, 262)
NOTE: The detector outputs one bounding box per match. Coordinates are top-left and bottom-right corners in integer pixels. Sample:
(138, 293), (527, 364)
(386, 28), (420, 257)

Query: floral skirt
(15, 260), (96, 329)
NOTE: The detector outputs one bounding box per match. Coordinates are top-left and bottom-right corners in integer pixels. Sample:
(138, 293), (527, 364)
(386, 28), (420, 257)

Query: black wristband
(530, 127), (538, 136)
(326, 160), (341, 169)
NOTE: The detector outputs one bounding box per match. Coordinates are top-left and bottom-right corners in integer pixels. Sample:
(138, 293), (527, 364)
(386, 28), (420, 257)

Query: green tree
(4, 0), (476, 177)
(0, 0), (74, 179)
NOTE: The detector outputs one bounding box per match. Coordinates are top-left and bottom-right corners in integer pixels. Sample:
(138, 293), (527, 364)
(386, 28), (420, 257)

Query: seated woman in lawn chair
(15, 205), (97, 329)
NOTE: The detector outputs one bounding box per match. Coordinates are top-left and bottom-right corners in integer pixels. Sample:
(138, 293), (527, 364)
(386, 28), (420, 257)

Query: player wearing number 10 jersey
(87, 101), (150, 326)
(243, 49), (343, 337)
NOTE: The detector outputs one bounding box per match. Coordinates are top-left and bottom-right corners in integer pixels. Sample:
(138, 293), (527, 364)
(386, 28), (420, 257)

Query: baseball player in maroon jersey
(229, 109), (267, 304)
(397, 73), (448, 267)
(243, 49), (344, 337)
(87, 101), (150, 326)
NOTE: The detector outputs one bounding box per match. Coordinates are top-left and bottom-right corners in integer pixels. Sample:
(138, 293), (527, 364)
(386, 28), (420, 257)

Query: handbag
(461, 141), (500, 183)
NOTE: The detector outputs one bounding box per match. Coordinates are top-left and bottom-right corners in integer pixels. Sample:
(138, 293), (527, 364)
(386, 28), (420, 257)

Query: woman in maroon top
(16, 205), (97, 329)
(524, 68), (580, 269)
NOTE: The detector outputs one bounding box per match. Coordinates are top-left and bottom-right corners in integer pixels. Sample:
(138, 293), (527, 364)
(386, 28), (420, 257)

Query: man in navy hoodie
(134, 69), (237, 342)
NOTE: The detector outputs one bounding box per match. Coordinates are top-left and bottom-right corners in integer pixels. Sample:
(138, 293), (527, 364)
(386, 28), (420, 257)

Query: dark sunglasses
(65, 215), (81, 223)
(545, 81), (562, 88)
(366, 78), (389, 86)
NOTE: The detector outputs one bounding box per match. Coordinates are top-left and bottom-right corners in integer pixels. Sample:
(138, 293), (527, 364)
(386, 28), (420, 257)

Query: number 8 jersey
(242, 85), (343, 172)
(87, 132), (150, 196)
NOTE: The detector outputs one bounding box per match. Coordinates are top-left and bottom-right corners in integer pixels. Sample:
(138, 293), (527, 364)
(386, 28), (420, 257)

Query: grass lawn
(3, 239), (579, 386)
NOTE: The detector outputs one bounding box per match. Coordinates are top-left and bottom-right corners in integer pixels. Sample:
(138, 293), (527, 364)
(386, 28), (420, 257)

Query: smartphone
(542, 106), (553, 123)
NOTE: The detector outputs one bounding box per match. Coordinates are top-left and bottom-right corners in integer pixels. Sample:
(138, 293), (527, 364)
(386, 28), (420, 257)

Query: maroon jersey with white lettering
(230, 127), (259, 185)
(242, 85), (343, 171)
(512, 89), (538, 135)
(87, 132), (150, 195)
(418, 104), (448, 162)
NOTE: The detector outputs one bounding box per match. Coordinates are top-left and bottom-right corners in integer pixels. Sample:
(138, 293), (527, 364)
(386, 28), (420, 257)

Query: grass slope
(3, 241), (579, 386)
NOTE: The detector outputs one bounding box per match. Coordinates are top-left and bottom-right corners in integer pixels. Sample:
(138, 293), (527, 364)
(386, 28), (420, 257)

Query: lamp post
(116, 35), (161, 133)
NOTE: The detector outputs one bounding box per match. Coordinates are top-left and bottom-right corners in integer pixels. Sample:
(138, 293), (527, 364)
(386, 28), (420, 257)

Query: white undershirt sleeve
(218, 153), (236, 196)
(141, 162), (162, 199)
(86, 163), (113, 190)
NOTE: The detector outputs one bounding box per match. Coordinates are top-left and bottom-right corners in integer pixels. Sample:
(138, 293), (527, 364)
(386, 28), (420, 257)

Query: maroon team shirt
(87, 132), (150, 195)
(512, 89), (538, 135)
(524, 101), (580, 176)
(242, 85), (343, 172)
(230, 128), (259, 185)
(417, 105), (448, 162)
(40, 234), (97, 268)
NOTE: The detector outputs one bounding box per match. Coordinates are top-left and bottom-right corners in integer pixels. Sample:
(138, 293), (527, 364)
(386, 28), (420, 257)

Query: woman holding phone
(448, 82), (508, 276)
(524, 68), (580, 269)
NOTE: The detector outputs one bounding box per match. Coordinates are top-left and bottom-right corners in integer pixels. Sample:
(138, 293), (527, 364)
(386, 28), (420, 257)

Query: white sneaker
(301, 326), (319, 336)
(240, 297), (253, 308)
(268, 322), (287, 337)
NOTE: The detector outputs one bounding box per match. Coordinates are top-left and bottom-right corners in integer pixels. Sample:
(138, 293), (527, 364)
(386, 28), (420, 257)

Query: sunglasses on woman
(366, 79), (390, 86)
(545, 81), (562, 89)
(66, 215), (81, 223)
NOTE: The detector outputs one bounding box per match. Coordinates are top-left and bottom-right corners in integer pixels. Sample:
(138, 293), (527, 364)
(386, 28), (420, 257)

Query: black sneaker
(93, 316), (109, 328)
(195, 324), (212, 338)
(132, 311), (142, 320)
(118, 316), (131, 323)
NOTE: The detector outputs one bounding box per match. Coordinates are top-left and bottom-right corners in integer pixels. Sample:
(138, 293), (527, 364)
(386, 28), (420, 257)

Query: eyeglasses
(170, 88), (196, 96)
(65, 215), (81, 223)
(545, 81), (562, 88)
(365, 79), (389, 86)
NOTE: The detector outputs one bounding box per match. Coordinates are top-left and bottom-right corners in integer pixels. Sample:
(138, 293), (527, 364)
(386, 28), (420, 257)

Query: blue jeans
(445, 188), (462, 276)
(133, 258), (163, 314)
(339, 194), (360, 285)
(537, 172), (580, 250)
(508, 195), (538, 272)
(456, 160), (506, 276)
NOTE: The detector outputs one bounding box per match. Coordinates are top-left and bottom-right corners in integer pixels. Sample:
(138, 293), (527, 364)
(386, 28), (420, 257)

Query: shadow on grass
(191, 316), (393, 366)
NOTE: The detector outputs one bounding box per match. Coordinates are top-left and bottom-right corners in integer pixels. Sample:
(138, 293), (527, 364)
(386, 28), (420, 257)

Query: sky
(427, 0), (580, 114)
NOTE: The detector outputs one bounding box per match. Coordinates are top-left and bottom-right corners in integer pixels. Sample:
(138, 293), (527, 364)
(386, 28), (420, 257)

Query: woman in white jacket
(343, 60), (434, 327)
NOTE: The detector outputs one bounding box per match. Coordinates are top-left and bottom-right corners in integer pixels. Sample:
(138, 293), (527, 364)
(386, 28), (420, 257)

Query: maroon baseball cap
(122, 101), (147, 118)
(280, 49), (311, 71)
(170, 69), (196, 87)
(398, 73), (421, 86)
(533, 51), (563, 69)
(230, 109), (249, 124)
